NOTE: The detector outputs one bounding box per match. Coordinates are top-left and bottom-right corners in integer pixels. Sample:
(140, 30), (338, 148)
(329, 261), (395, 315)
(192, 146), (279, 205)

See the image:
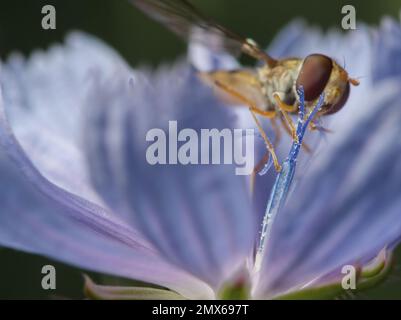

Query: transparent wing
(130, 0), (277, 66)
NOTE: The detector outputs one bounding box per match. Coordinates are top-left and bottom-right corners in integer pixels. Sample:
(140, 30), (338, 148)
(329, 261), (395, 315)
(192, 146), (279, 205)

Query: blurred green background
(0, 0), (401, 299)
(1, 0), (401, 65)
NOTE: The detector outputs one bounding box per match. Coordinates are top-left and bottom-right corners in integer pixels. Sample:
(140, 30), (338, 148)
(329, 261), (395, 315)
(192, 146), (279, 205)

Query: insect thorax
(257, 58), (302, 112)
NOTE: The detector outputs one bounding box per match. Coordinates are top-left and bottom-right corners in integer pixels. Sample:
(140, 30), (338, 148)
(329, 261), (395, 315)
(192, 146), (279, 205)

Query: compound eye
(323, 82), (350, 115)
(296, 54), (333, 101)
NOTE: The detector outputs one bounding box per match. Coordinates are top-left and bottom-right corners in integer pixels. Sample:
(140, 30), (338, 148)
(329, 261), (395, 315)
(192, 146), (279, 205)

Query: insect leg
(309, 121), (334, 133)
(249, 106), (277, 118)
(250, 118), (281, 195)
(273, 99), (298, 112)
(273, 93), (298, 142)
(249, 109), (281, 172)
(250, 152), (270, 195)
(213, 80), (282, 172)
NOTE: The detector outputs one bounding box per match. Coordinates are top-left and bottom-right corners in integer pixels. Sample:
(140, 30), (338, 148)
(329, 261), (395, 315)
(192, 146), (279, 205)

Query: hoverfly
(130, 0), (359, 172)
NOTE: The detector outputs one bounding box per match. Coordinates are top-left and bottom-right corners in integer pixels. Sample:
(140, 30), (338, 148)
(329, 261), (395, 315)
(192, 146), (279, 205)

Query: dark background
(1, 0), (401, 65)
(0, 0), (401, 299)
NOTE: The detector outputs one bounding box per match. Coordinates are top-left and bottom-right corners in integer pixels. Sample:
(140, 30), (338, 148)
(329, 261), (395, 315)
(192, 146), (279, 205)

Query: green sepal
(83, 275), (187, 300)
(274, 248), (393, 300)
(357, 249), (393, 291)
(274, 282), (345, 300)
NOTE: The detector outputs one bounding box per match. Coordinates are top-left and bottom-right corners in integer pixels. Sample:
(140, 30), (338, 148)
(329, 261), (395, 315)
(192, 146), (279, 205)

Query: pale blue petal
(256, 80), (401, 297)
(255, 19), (401, 297)
(0, 31), (131, 208)
(0, 109), (212, 300)
(372, 17), (401, 82)
(84, 63), (256, 288)
(0, 35), (213, 299)
(188, 28), (239, 71)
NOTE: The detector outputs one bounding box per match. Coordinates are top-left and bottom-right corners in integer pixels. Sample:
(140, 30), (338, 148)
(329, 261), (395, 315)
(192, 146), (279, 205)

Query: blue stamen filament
(254, 87), (325, 271)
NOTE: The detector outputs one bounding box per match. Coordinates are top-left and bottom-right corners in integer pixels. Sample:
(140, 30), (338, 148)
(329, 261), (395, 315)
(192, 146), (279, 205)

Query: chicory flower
(0, 15), (400, 299)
